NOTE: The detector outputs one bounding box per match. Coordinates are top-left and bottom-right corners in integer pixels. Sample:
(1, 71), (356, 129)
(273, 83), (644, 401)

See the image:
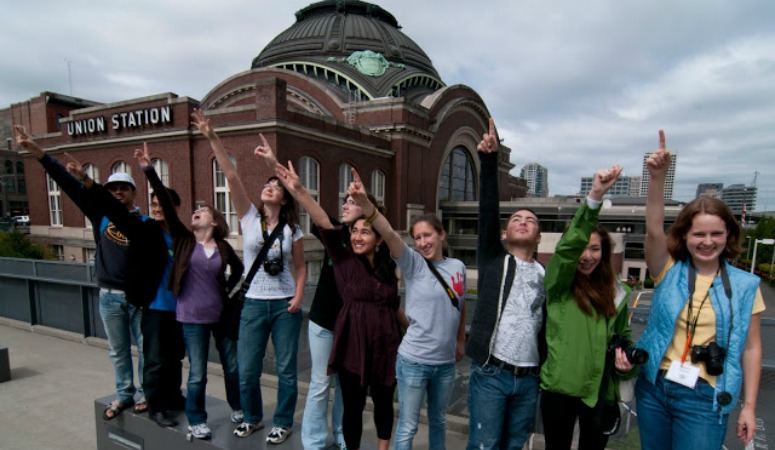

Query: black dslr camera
(690, 342), (726, 375)
(263, 259), (283, 276)
(608, 335), (649, 365)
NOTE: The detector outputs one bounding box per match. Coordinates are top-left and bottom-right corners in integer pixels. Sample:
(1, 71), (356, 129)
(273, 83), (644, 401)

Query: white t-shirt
(240, 204), (303, 300)
(491, 256), (545, 367)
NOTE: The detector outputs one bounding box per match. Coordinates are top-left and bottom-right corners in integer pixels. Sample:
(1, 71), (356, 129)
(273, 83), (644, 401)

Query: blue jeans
(466, 361), (539, 450)
(394, 354), (456, 450)
(636, 374), (729, 450)
(301, 321), (344, 449)
(99, 290), (144, 404)
(238, 298), (302, 427)
(181, 323), (241, 425)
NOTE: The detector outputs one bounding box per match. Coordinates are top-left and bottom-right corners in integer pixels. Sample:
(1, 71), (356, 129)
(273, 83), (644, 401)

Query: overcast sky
(3, 0), (773, 211)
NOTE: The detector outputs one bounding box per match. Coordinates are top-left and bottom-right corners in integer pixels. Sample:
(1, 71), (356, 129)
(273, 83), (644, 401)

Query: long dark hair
(261, 176), (300, 230)
(351, 214), (395, 284)
(572, 224), (617, 318)
(666, 197), (742, 262)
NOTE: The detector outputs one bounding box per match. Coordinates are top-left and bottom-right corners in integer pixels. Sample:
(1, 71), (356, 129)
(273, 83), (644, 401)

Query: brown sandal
(102, 399), (135, 421)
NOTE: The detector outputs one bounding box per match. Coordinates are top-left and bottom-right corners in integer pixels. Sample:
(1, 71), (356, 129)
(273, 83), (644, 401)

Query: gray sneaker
(187, 423), (212, 440)
(234, 422), (264, 438)
(230, 410), (244, 424)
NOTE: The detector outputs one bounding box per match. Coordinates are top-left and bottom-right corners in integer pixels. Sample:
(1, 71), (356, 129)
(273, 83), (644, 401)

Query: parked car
(12, 215), (30, 225)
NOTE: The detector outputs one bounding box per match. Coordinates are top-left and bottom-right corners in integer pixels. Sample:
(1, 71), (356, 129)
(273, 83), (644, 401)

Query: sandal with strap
(133, 400), (148, 414)
(102, 398), (135, 421)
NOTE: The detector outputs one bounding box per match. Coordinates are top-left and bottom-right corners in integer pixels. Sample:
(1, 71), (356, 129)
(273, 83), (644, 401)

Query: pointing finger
(350, 167), (362, 185)
(259, 133), (269, 148)
(488, 117), (495, 138)
(658, 130), (666, 150)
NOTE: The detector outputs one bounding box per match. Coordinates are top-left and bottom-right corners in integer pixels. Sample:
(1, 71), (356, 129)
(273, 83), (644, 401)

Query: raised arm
(645, 130), (670, 276)
(545, 165), (622, 298)
(477, 118), (503, 261)
(275, 161), (334, 230)
(347, 168), (405, 259)
(191, 109), (252, 219)
(134, 144), (187, 237)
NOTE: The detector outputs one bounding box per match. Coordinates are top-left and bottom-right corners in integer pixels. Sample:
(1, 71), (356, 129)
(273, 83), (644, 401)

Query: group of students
(14, 113), (763, 450)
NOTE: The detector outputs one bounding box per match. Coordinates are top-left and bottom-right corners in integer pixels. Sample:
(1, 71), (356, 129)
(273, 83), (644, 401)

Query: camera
(608, 335), (649, 365)
(690, 342), (726, 375)
(263, 259), (283, 276)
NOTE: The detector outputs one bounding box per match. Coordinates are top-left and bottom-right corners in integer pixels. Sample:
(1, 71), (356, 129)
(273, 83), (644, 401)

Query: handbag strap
(424, 257), (459, 309)
(241, 220), (285, 290)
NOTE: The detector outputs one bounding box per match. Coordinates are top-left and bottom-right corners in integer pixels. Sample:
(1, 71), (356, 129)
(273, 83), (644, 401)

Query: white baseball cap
(104, 172), (136, 190)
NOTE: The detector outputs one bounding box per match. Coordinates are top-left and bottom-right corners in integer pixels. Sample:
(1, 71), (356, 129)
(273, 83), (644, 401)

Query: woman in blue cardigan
(636, 130), (764, 449)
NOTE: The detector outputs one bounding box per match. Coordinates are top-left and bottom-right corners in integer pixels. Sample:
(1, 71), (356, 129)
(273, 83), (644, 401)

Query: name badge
(665, 360), (700, 388)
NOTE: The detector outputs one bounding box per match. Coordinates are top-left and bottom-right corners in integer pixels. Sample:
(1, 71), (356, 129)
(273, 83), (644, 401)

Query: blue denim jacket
(637, 259), (759, 414)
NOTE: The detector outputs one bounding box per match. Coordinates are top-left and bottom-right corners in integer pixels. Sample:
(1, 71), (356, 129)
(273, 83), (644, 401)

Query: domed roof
(252, 0), (444, 101)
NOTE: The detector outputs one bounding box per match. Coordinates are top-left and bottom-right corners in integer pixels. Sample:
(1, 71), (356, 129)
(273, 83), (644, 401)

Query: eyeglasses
(263, 183), (283, 192)
(343, 199), (360, 207)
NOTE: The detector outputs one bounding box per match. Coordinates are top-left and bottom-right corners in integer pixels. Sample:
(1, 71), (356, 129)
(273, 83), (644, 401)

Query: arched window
(338, 163), (354, 205)
(111, 161), (131, 176)
(371, 170), (386, 205)
(82, 164), (100, 228)
(47, 174), (62, 226)
(298, 157), (319, 234)
(438, 147), (476, 201)
(213, 156), (238, 234)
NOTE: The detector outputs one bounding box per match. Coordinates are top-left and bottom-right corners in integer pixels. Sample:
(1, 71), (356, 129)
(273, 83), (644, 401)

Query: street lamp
(750, 238), (775, 274)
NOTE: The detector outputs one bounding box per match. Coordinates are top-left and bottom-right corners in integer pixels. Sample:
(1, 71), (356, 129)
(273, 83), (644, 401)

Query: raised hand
(13, 125), (44, 159)
(190, 108), (215, 139)
(646, 130), (671, 177)
(253, 133), (277, 168)
(63, 152), (86, 181)
(347, 168), (370, 211)
(275, 161), (303, 194)
(476, 118), (498, 154)
(589, 164), (623, 200)
(133, 143), (152, 168)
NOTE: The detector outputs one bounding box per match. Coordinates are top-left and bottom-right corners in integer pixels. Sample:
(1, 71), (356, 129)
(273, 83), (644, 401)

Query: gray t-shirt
(491, 257), (545, 367)
(396, 244), (466, 365)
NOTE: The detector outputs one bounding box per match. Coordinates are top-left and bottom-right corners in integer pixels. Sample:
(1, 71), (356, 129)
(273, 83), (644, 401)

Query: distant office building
(696, 183), (723, 199)
(521, 162), (549, 198)
(640, 152), (677, 199)
(721, 184), (756, 215)
(629, 176), (642, 197)
(580, 175), (635, 197)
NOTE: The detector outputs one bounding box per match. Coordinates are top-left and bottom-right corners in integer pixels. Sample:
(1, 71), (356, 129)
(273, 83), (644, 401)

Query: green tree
(0, 230), (56, 260)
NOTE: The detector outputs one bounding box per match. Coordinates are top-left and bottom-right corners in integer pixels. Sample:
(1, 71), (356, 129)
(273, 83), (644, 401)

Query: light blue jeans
(466, 361), (539, 450)
(636, 374), (729, 450)
(302, 321), (345, 449)
(394, 354), (456, 450)
(99, 290), (144, 405)
(181, 323), (241, 425)
(237, 298), (302, 427)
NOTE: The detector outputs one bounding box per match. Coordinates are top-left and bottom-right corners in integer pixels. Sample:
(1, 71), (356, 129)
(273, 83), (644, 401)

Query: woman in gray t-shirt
(350, 177), (467, 450)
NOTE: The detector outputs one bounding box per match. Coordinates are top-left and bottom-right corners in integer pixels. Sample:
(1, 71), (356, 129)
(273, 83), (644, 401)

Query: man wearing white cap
(15, 126), (167, 421)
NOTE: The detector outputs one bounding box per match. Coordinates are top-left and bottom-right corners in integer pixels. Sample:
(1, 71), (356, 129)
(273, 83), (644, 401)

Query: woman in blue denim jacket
(637, 130), (764, 450)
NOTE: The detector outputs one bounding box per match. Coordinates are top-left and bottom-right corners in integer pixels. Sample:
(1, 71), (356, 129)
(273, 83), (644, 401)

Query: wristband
(363, 208), (379, 226)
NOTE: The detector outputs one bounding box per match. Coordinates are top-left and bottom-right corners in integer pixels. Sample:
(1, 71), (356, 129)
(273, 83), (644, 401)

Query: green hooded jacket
(540, 201), (639, 407)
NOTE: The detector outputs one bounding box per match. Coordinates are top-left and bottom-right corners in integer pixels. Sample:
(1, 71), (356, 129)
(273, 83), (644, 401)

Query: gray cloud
(2, 0), (773, 210)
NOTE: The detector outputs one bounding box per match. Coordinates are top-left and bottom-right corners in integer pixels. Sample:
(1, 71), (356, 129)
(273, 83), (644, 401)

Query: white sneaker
(266, 426), (291, 444)
(187, 423), (212, 440)
(230, 410), (244, 423)
(234, 421), (263, 438)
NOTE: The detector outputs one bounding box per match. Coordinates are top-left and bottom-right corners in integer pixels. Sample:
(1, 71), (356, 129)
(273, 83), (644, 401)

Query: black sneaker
(150, 411), (178, 428)
(266, 427), (291, 445)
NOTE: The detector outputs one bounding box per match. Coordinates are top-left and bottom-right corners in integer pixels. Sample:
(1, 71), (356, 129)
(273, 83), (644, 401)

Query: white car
(12, 215), (30, 225)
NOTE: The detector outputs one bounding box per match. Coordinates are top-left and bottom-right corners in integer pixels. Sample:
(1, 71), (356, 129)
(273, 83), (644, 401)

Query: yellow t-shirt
(656, 259), (765, 386)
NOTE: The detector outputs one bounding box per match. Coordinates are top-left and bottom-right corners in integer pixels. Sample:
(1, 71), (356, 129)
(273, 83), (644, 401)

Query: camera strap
(241, 220), (285, 290)
(424, 258), (459, 310)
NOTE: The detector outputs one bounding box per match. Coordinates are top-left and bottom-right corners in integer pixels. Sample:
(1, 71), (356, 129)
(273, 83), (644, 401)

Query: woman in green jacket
(540, 165), (638, 450)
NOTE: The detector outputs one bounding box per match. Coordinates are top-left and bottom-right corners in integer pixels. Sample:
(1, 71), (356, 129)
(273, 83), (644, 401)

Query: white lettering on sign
(68, 105), (172, 136)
